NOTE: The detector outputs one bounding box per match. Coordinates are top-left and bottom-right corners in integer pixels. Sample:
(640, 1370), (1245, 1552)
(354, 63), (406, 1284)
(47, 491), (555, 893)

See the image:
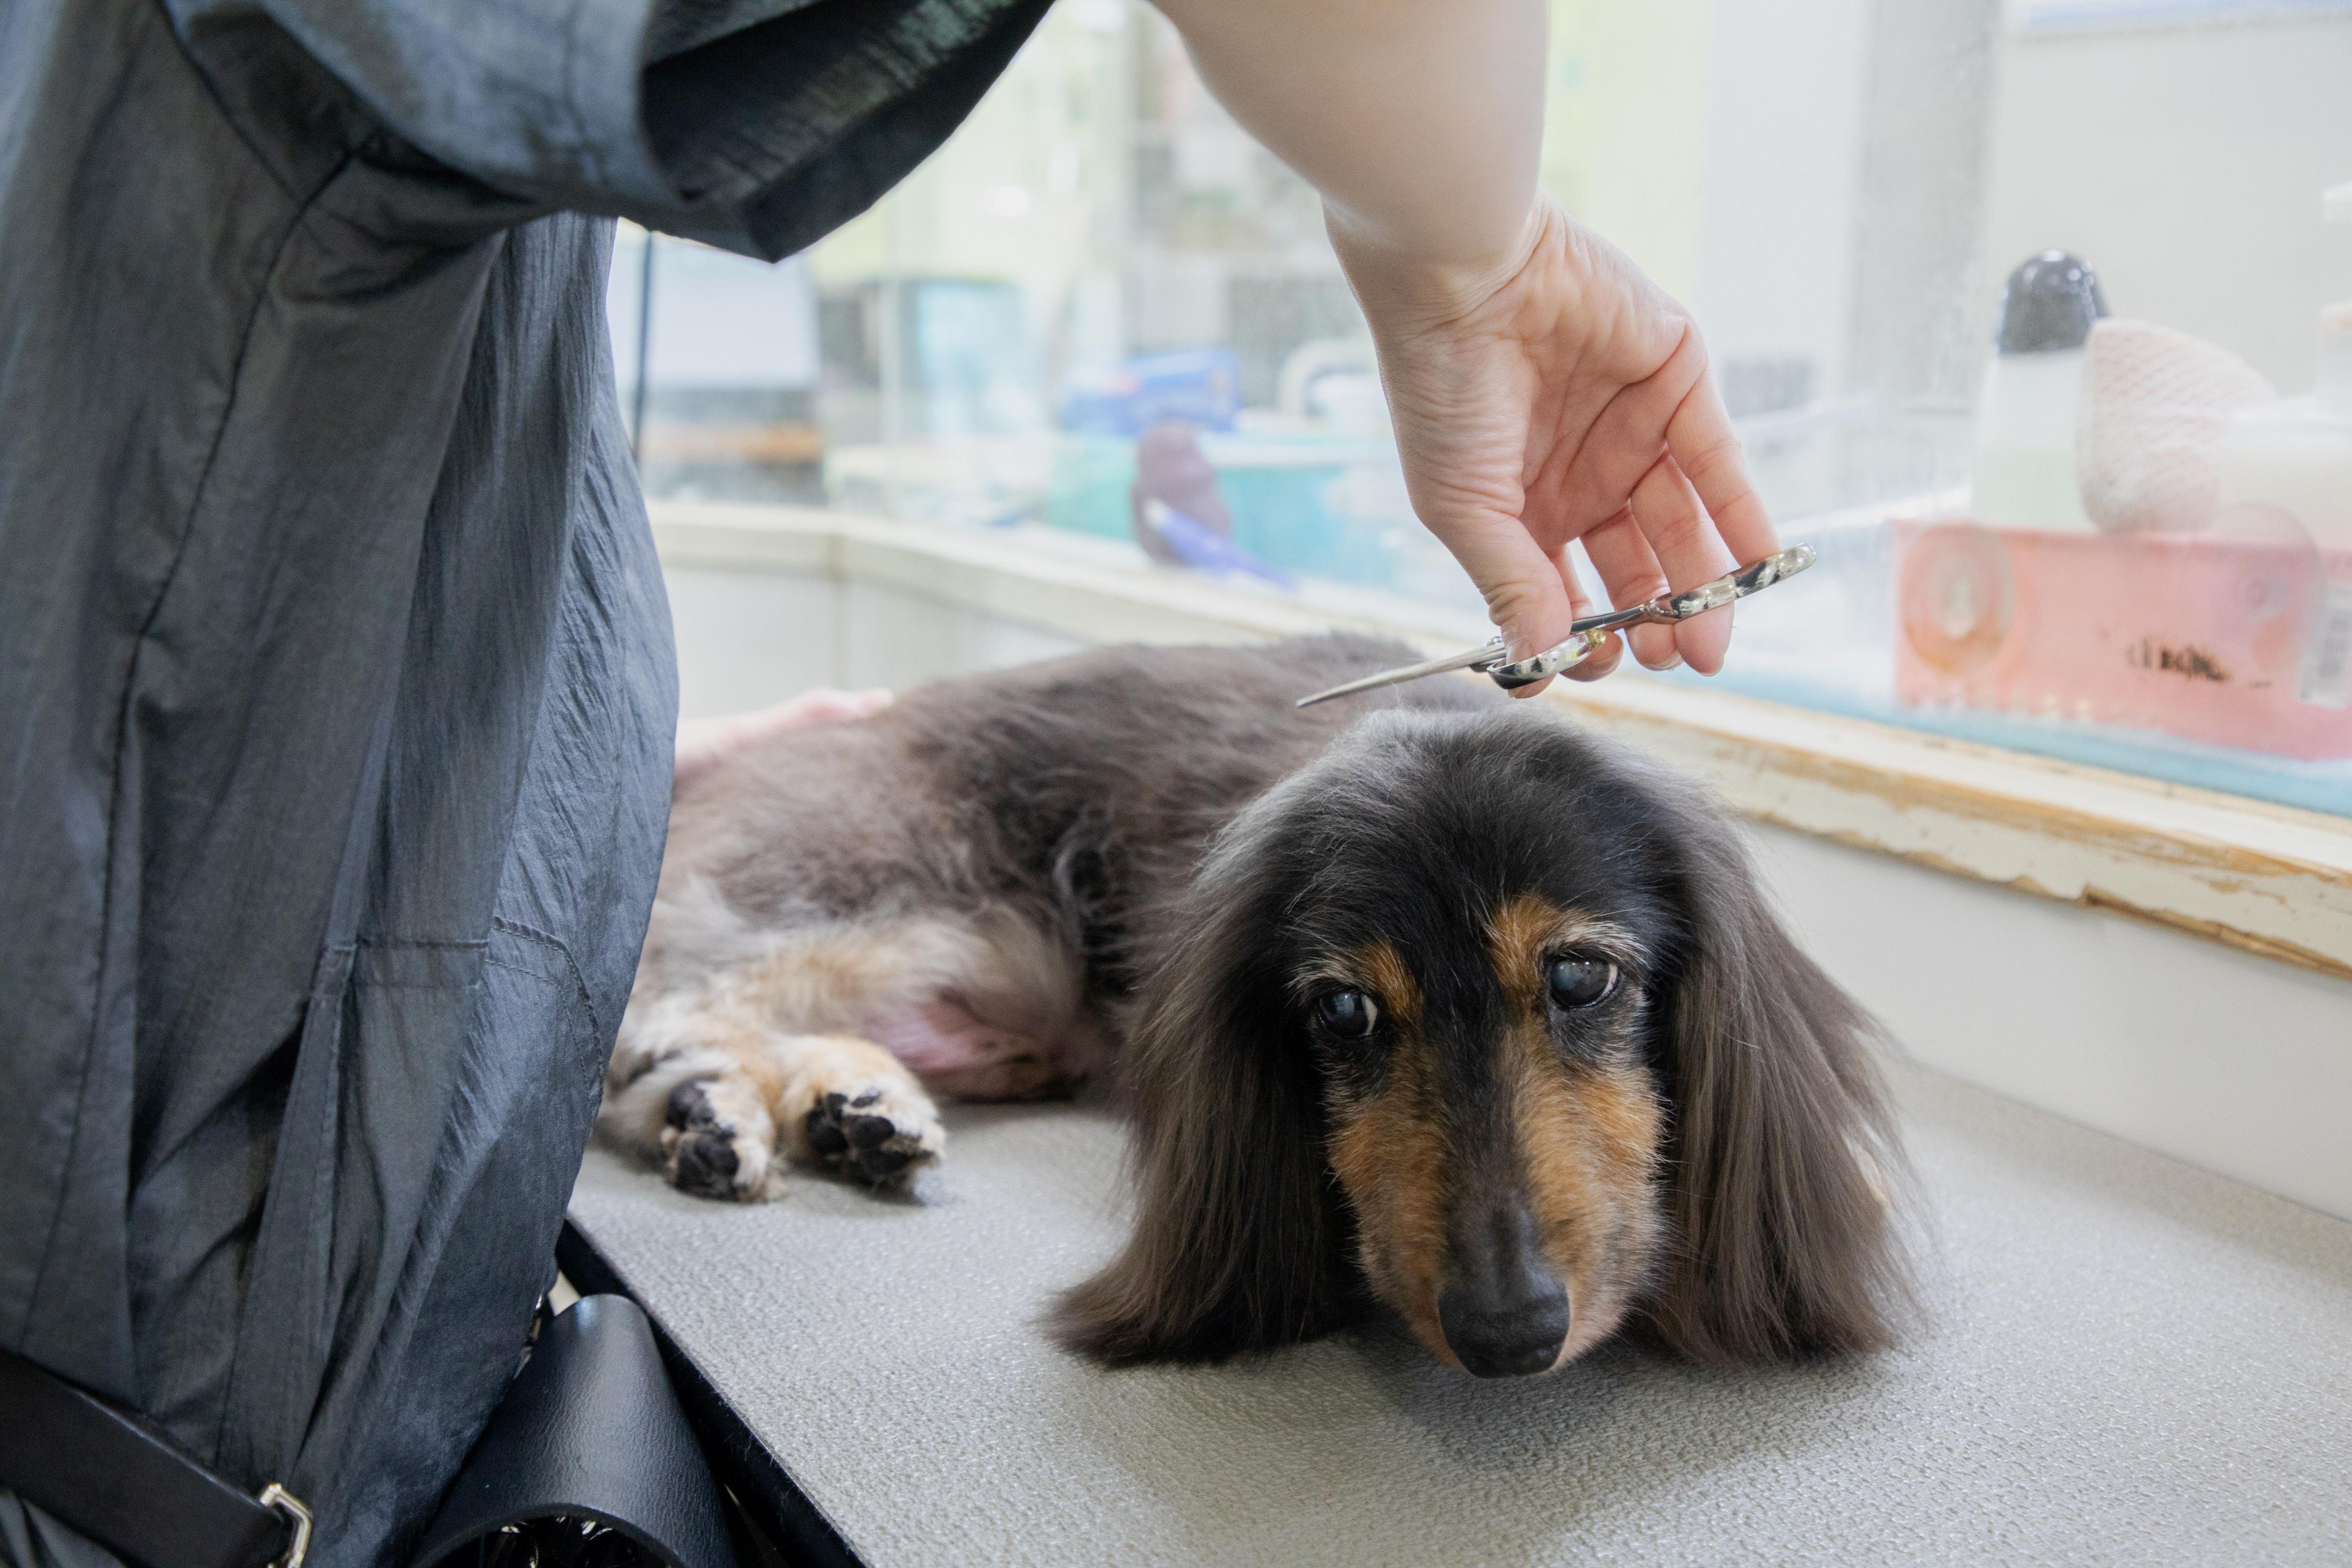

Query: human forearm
(1153, 0), (1773, 684)
(1150, 0), (1546, 272)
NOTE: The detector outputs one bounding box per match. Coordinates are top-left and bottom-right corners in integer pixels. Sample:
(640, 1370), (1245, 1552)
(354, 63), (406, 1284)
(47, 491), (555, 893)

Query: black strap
(0, 1344), (298, 1568)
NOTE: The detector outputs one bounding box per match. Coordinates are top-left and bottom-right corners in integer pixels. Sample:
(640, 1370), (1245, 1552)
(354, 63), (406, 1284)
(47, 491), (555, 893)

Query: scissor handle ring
(1486, 628), (1612, 689)
(1483, 543), (1815, 690)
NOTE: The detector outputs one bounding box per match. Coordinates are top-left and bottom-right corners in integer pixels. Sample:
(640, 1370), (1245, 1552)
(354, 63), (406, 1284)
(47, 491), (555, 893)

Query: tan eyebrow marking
(1486, 892), (1642, 1009)
(1294, 938), (1422, 1028)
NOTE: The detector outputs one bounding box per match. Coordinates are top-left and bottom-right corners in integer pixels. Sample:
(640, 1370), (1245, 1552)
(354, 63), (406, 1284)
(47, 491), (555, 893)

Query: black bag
(0, 1296), (733, 1568)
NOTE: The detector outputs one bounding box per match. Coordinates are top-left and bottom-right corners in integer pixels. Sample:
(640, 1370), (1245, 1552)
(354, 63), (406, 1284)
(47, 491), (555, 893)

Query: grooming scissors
(1295, 543), (1816, 708)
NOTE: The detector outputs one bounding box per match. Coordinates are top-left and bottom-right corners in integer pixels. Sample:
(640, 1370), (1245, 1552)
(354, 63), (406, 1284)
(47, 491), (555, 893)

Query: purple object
(1143, 499), (1299, 591)
(1130, 418), (1232, 565)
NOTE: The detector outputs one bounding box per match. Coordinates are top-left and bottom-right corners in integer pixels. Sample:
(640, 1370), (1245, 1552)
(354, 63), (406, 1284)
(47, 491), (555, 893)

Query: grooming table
(565, 1067), (2352, 1566)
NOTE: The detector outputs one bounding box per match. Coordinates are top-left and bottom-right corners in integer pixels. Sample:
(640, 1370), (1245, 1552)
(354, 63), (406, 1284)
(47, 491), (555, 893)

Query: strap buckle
(255, 1484), (312, 1568)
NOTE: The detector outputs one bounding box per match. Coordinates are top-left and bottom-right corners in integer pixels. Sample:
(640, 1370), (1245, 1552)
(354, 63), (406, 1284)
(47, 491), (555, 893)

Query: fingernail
(1633, 643), (1681, 671)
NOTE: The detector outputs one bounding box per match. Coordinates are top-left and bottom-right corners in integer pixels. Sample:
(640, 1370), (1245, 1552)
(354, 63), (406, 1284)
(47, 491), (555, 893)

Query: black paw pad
(803, 1090), (932, 1188)
(804, 1111), (850, 1156)
(663, 1079), (741, 1198)
(845, 1144), (915, 1183)
(667, 1079), (716, 1130)
(670, 1128), (740, 1197)
(845, 1114), (897, 1149)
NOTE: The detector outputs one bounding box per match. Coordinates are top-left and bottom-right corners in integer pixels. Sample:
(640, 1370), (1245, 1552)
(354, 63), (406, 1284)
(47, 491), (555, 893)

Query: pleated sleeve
(263, 0), (1051, 256)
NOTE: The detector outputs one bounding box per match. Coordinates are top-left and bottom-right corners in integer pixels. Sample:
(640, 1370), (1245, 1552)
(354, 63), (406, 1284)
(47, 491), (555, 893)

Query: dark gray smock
(0, 2), (1043, 1564)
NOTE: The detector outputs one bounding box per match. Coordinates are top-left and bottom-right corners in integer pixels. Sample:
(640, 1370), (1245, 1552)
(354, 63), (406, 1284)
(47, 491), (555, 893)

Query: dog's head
(1053, 705), (1907, 1376)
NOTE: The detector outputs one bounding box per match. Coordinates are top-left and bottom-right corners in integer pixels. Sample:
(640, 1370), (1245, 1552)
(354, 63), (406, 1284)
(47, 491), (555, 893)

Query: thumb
(1426, 509), (1582, 692)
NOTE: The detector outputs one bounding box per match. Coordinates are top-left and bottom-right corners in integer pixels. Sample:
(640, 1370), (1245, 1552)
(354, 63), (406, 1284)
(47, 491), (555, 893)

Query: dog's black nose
(1438, 1202), (1572, 1377)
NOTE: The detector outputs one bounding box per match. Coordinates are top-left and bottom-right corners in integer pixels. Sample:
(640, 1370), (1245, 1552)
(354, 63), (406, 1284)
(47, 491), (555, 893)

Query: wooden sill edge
(651, 501), (2352, 983)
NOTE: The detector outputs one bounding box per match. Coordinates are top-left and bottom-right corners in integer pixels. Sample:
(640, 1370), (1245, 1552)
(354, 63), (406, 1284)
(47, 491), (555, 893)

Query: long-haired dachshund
(604, 635), (1907, 1376)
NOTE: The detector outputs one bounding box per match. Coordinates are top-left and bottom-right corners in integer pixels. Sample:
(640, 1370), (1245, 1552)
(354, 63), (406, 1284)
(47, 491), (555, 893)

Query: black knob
(1995, 250), (2109, 354)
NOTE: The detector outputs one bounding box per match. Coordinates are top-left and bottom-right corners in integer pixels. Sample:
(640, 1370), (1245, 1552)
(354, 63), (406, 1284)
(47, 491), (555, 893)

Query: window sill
(650, 501), (2352, 984)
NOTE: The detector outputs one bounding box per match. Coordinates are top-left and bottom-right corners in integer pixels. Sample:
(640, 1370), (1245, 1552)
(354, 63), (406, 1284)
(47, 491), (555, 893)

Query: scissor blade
(1294, 639), (1506, 708)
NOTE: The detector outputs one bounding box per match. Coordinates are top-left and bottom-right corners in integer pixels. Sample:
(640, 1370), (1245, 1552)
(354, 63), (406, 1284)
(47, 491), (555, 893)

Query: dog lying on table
(602, 635), (1907, 1377)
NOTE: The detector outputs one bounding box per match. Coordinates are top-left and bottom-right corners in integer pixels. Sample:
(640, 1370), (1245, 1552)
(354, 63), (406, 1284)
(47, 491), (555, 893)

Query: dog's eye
(1313, 989), (1379, 1039)
(1546, 955), (1618, 1010)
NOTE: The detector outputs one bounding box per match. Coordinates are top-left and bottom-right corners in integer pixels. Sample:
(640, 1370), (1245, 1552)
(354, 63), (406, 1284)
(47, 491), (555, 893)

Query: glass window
(615, 0), (2352, 817)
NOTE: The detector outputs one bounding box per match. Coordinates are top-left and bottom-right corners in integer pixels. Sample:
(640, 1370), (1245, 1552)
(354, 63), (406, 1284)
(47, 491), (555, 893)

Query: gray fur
(618, 634), (1908, 1368)
(652, 634), (1491, 1002)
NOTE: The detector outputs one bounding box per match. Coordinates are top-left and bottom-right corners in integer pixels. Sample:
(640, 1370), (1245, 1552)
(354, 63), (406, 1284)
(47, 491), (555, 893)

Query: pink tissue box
(1892, 519), (2352, 760)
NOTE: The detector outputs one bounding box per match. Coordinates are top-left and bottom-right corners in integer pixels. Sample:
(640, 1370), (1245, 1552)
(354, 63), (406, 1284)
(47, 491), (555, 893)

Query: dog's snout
(1438, 1201), (1571, 1377)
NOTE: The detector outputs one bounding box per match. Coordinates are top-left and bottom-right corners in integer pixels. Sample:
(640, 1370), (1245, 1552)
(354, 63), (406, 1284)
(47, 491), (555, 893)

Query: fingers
(1420, 502), (1637, 698)
(1491, 539), (1622, 699)
(1629, 454), (1738, 673)
(1398, 280), (1773, 686)
(727, 689), (893, 751)
(775, 688), (894, 727)
(1558, 542), (1625, 685)
(1425, 505), (1582, 666)
(673, 688), (894, 789)
(1665, 357), (1779, 568)
(1578, 504), (1677, 671)
(1610, 327), (1776, 675)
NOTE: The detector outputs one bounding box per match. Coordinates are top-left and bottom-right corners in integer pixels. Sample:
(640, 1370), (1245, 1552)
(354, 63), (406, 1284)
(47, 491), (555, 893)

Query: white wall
(607, 232), (821, 393)
(665, 565), (1084, 720)
(1696, 3), (2352, 406)
(664, 566), (839, 719)
(1754, 825), (2352, 1218)
(664, 562), (2352, 1220)
(1979, 15), (2352, 391)
(1693, 0), (1876, 389)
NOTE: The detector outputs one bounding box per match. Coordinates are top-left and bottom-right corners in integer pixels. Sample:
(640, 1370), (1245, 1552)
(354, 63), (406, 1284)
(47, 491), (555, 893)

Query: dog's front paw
(802, 1086), (943, 1186)
(777, 1035), (944, 1188)
(660, 1076), (781, 1201)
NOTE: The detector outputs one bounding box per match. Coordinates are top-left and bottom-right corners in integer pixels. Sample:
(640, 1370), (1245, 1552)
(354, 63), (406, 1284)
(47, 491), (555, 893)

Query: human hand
(1334, 197), (1776, 692)
(674, 687), (892, 790)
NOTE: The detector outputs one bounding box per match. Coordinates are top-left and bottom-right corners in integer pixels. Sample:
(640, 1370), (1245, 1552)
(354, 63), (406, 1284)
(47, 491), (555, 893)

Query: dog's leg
(770, 1032), (946, 1186)
(607, 905), (1088, 1197)
(604, 998), (790, 1201)
(604, 994), (944, 1198)
(661, 1062), (781, 1202)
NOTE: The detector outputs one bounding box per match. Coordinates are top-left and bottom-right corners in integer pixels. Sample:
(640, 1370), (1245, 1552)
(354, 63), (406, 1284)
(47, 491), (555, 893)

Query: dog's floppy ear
(1642, 791), (1911, 1361)
(1050, 796), (1346, 1365)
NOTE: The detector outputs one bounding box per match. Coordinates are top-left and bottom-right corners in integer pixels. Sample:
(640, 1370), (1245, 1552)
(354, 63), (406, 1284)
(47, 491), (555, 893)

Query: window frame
(652, 500), (2352, 984)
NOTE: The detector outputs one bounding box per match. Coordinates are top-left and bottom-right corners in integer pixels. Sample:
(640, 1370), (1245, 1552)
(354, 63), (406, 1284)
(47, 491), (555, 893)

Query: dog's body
(606, 635), (1907, 1375)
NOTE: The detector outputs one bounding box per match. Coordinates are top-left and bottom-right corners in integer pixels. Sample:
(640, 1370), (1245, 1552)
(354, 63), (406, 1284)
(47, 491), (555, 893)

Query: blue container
(1060, 349), (1241, 436)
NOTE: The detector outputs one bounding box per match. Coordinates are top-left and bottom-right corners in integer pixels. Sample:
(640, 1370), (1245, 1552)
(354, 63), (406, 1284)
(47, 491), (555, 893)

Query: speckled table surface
(567, 1067), (2352, 1567)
